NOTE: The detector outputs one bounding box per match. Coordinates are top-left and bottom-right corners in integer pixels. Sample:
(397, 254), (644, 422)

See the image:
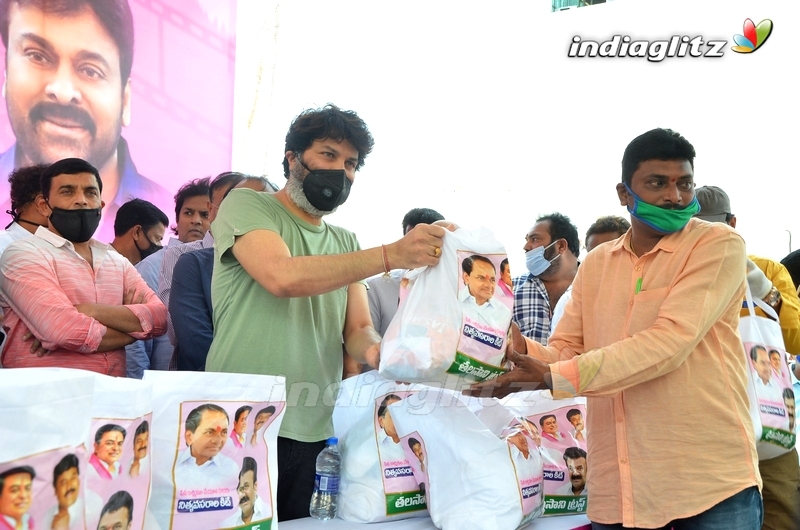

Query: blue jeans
(592, 487), (763, 530)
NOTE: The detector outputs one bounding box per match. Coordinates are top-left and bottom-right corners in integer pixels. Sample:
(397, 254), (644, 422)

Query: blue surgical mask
(525, 240), (560, 276)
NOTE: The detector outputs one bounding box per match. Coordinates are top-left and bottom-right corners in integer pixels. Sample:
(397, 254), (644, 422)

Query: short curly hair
(7, 163), (48, 215)
(283, 104), (374, 178)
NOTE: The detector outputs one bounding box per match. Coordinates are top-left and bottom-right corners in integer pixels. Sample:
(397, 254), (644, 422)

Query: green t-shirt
(206, 189), (361, 442)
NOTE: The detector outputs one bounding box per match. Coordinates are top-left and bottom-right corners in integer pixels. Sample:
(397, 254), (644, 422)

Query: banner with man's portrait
(0, 0), (236, 242)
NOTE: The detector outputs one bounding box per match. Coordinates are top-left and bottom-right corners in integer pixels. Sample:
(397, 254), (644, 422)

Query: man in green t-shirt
(206, 104), (445, 521)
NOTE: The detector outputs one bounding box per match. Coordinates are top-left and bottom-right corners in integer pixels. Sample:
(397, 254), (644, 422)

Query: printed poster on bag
(745, 342), (796, 450)
(502, 423), (544, 519)
(0, 446), (104, 530)
(398, 431), (429, 506)
(447, 251), (513, 381)
(169, 401), (283, 530)
(85, 414), (152, 529)
(375, 392), (427, 517)
(517, 405), (588, 516)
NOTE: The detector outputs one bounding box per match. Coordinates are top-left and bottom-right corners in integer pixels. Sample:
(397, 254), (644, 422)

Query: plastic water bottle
(309, 437), (341, 520)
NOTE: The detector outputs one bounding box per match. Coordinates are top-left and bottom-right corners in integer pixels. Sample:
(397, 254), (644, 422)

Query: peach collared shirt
(527, 218), (760, 528)
(0, 227), (167, 375)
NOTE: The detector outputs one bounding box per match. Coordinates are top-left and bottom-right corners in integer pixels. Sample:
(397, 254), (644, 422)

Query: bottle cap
(327, 437), (338, 445)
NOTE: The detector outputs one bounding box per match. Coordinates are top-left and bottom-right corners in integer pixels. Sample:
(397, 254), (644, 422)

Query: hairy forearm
(242, 245), (386, 298)
(76, 304), (143, 333)
(97, 328), (136, 351)
(233, 226), (442, 299)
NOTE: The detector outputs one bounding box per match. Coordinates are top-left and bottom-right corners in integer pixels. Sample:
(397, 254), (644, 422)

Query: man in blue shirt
(512, 213), (580, 344)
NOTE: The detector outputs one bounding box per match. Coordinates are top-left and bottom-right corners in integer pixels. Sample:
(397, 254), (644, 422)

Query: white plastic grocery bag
(84, 374), (153, 530)
(379, 227), (513, 384)
(143, 371), (285, 530)
(739, 284), (796, 460)
(333, 371), (429, 523)
(502, 390), (589, 517)
(389, 388), (544, 530)
(0, 368), (95, 530)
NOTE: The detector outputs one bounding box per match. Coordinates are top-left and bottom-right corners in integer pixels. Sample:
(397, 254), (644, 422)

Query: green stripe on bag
(761, 427), (796, 449)
(446, 351), (507, 381)
(544, 495), (588, 515)
(385, 492), (427, 515)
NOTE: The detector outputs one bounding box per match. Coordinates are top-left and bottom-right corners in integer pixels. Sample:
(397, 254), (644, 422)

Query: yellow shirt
(747, 255), (800, 356)
(528, 218), (760, 528)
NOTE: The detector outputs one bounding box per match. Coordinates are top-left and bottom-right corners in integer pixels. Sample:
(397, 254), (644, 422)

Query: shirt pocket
(626, 286), (669, 337)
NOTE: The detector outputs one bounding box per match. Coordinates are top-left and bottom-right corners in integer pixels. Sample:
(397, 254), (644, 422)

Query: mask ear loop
(5, 209), (16, 230)
(133, 226), (144, 250)
(548, 240), (563, 264)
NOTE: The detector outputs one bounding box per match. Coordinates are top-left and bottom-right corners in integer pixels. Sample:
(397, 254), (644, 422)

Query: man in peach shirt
(469, 129), (762, 529)
(0, 157), (167, 375)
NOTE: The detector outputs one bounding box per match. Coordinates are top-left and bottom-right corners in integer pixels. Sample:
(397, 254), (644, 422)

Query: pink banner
(0, 0), (236, 243)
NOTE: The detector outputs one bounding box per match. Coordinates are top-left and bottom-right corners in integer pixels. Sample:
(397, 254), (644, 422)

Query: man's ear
(616, 183), (629, 206)
(35, 195), (51, 218)
(728, 215), (737, 229)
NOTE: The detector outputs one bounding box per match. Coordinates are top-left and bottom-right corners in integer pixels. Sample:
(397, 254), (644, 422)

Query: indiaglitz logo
(568, 35), (726, 62)
(731, 18), (773, 53)
(568, 17), (773, 61)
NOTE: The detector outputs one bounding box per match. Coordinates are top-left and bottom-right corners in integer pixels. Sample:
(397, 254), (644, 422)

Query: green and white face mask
(624, 184), (700, 234)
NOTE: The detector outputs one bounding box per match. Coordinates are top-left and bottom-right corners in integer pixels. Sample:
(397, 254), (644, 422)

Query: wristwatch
(763, 286), (782, 308)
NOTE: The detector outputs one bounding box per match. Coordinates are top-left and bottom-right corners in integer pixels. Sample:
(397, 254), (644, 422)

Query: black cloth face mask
(298, 159), (352, 212)
(136, 232), (162, 261)
(47, 206), (101, 243)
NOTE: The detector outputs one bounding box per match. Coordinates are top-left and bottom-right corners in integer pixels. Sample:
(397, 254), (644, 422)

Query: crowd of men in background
(0, 108), (799, 529)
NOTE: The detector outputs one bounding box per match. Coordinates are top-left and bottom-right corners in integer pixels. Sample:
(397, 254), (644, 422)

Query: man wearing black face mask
(110, 199), (168, 265)
(205, 104), (446, 521)
(0, 157), (167, 375)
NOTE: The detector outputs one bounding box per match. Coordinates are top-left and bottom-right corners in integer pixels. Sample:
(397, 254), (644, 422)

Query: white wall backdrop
(232, 0), (799, 277)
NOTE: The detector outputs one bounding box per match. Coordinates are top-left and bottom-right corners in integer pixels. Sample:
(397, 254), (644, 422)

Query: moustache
(239, 494), (251, 504)
(659, 203), (686, 210)
(570, 474), (584, 481)
(29, 102), (96, 137)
